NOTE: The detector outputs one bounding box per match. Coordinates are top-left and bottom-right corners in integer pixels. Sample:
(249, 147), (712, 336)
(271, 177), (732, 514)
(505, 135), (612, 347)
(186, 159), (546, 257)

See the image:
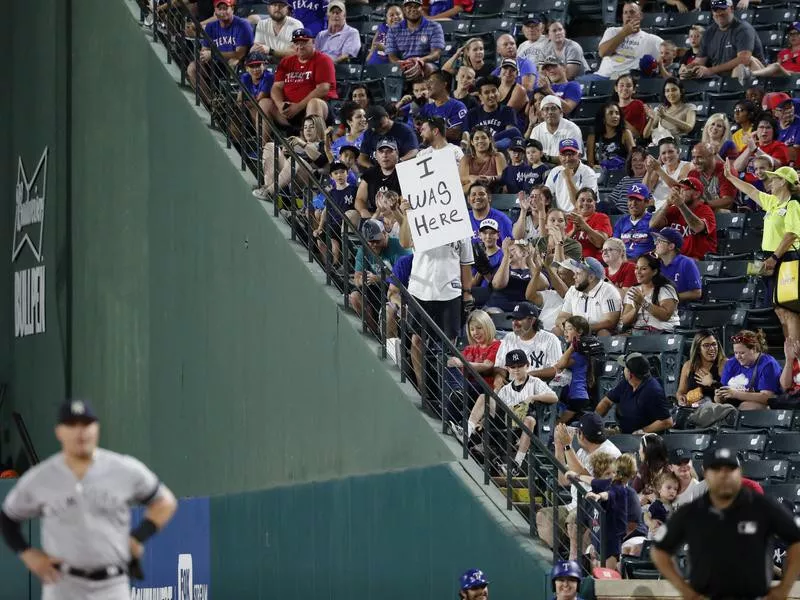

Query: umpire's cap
(460, 569), (489, 590)
(703, 447), (740, 470)
(57, 399), (98, 425)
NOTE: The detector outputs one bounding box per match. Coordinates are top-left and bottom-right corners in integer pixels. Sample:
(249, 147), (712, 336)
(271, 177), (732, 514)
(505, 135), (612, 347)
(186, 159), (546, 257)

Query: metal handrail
(139, 0), (606, 568)
(12, 410), (40, 467)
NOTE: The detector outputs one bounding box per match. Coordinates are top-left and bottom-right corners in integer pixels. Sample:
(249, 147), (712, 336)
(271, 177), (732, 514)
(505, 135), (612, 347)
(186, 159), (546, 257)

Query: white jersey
(544, 163), (599, 212)
(561, 280), (622, 325)
(408, 238), (474, 302)
(2, 448), (161, 570)
(596, 28), (663, 80)
(538, 289), (564, 332)
(254, 16), (305, 55)
(497, 375), (554, 409)
(494, 330), (563, 372)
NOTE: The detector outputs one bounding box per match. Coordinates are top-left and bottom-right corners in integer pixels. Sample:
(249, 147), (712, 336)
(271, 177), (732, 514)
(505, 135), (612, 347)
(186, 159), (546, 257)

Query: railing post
(482, 396), (490, 486)
(527, 449), (536, 538)
(552, 467), (560, 565)
(504, 412), (513, 510)
(341, 220), (350, 308)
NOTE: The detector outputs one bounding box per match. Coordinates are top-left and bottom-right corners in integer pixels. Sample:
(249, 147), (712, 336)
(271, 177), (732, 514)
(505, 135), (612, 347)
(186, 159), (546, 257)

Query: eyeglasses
(700, 342), (718, 349)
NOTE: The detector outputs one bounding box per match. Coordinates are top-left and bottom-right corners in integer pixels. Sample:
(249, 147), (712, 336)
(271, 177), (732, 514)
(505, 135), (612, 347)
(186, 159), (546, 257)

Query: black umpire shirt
(654, 487), (800, 598)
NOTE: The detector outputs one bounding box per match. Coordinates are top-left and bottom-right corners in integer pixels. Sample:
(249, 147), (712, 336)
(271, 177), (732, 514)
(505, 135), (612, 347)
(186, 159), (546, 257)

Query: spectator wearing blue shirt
(188, 0), (254, 104)
(467, 183), (514, 243)
(385, 1), (445, 80)
(596, 352), (674, 434)
(418, 71), (468, 144)
(366, 3), (404, 65)
(774, 95), (800, 158)
(492, 34), (538, 92)
(238, 51), (275, 147)
(537, 56), (582, 116)
(717, 329), (782, 411)
(613, 183), (654, 259)
(463, 76), (522, 152)
(291, 0), (327, 37)
(387, 253), (414, 338)
(471, 219), (504, 288)
(500, 138), (537, 194)
(330, 103), (367, 158)
(652, 228), (702, 305)
(358, 105), (419, 169)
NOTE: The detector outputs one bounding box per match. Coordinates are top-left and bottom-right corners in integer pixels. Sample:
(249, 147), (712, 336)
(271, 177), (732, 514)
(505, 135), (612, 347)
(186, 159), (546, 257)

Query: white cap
(479, 218), (499, 231)
(539, 95), (563, 110)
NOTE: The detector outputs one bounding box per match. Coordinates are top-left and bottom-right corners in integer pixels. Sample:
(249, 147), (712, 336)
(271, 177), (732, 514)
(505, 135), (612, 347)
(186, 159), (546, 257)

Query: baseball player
(0, 399), (177, 599)
(459, 568), (489, 599)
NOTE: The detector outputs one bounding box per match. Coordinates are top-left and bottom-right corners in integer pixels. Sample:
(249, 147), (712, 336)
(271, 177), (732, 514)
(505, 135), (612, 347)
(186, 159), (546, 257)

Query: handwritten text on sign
(397, 149), (472, 252)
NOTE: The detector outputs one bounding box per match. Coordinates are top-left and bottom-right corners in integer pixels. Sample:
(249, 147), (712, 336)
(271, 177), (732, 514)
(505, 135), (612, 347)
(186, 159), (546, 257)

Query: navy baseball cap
(670, 448), (692, 465)
(789, 22), (800, 34)
(652, 227), (684, 251)
(57, 399), (98, 424)
(367, 105), (389, 128)
(577, 413), (606, 443)
(291, 28), (313, 41)
(510, 137), (526, 150)
(245, 51), (268, 65)
(703, 447), (740, 470)
(329, 161), (348, 173)
(523, 13), (542, 24)
(507, 302), (540, 319)
(505, 349), (529, 367)
(559, 138), (581, 154)
(710, 0), (732, 8)
(617, 352), (650, 379)
(338, 144), (360, 157)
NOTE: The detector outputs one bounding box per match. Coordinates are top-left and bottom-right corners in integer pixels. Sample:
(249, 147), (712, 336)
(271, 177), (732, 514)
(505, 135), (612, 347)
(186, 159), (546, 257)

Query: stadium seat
(712, 431), (767, 458)
(745, 212), (764, 231)
(609, 434), (642, 454)
(697, 260), (722, 278)
(600, 335), (628, 356)
(363, 63), (402, 79)
(717, 260), (751, 278)
(470, 17), (515, 34)
(335, 63), (362, 82)
(757, 30), (784, 49)
(767, 431), (800, 456)
(491, 312), (512, 332)
(597, 362), (624, 402)
(677, 305), (733, 331)
(663, 431), (713, 456)
(439, 20), (471, 36)
(627, 334), (683, 396)
(752, 7), (798, 26)
(763, 483), (800, 507)
(737, 410), (793, 431)
(640, 12), (671, 30)
(590, 79), (616, 98)
(741, 458), (789, 483)
(703, 277), (756, 305)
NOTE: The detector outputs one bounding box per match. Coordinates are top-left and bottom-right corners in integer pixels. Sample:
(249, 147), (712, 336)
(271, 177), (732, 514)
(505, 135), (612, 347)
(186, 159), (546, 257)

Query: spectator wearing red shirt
(780, 337), (800, 396)
(649, 177), (717, 260)
(686, 142), (736, 211)
(602, 237), (637, 296)
(566, 188), (612, 261)
(613, 74), (647, 140)
(269, 28), (337, 129)
(751, 23), (800, 78)
(733, 114), (790, 185)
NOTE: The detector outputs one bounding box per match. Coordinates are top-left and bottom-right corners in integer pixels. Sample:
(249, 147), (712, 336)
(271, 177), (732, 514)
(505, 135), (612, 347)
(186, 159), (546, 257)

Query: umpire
(651, 447), (800, 600)
(0, 399), (177, 599)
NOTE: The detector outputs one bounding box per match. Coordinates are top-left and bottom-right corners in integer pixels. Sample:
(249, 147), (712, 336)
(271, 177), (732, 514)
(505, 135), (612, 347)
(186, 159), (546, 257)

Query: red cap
(677, 177), (704, 195)
(214, 0), (235, 6)
(763, 92), (793, 112)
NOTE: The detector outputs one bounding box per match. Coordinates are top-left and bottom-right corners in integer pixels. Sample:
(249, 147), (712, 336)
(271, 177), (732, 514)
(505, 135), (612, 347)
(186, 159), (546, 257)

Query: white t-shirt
(652, 161), (692, 211)
(544, 163), (600, 212)
(254, 16), (305, 54)
(408, 239), (474, 302)
(538, 289), (564, 333)
(498, 375), (554, 409)
(624, 284), (680, 331)
(674, 478), (706, 508)
(518, 37), (550, 65)
(417, 143), (464, 165)
(596, 28), (663, 79)
(561, 280), (622, 325)
(568, 439), (622, 510)
(494, 330), (563, 372)
(530, 118), (584, 158)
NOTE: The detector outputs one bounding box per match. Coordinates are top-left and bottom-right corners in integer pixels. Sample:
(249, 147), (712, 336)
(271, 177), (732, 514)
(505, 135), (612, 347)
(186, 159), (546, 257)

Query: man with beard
(492, 302), (562, 387)
(355, 138), (403, 219)
(649, 177), (717, 260)
(358, 105), (419, 169)
(466, 183), (513, 242)
(385, 0), (445, 81)
(554, 257), (621, 337)
(686, 142), (735, 211)
(416, 116), (464, 165)
(252, 0), (304, 61)
(652, 447), (800, 600)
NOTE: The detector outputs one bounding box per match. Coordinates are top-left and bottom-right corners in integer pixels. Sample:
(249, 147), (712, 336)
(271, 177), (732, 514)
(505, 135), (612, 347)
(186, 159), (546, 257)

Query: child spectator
(526, 139), (550, 187)
(500, 138), (537, 194)
(737, 155), (769, 212)
(471, 219), (504, 288)
(586, 453), (638, 570)
(658, 41), (680, 78)
(313, 161), (357, 267)
(645, 470), (679, 538)
(553, 316), (594, 424)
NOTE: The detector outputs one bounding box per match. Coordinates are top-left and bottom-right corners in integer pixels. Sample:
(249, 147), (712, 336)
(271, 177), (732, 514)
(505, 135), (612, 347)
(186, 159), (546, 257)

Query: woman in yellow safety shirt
(723, 160), (800, 338)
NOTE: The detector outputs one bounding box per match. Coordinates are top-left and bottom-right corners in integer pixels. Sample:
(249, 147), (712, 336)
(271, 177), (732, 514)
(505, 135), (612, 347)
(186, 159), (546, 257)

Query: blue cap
(246, 51), (268, 65)
(460, 569), (489, 591)
(638, 54), (658, 76)
(57, 399), (98, 424)
(558, 138), (580, 154)
(291, 28), (313, 41)
(652, 227), (684, 251)
(510, 137), (526, 150)
(710, 0), (732, 8)
(789, 22), (800, 34)
(626, 182), (650, 200)
(551, 560), (582, 582)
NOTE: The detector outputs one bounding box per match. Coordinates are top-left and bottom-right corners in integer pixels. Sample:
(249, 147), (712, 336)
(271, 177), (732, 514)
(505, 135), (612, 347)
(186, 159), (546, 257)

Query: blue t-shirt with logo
(202, 16), (254, 52)
(778, 116), (800, 147)
(240, 71), (274, 99)
(325, 184), (357, 226)
(292, 0), (327, 37)
(551, 81), (583, 107)
(721, 354), (782, 395)
(613, 213), (654, 259)
(463, 105), (518, 137)
(500, 164), (536, 194)
(418, 98), (469, 130)
(660, 254), (701, 296)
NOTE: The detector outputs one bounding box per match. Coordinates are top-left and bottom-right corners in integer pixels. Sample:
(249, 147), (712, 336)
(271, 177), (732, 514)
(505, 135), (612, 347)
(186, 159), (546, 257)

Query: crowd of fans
(170, 0), (800, 578)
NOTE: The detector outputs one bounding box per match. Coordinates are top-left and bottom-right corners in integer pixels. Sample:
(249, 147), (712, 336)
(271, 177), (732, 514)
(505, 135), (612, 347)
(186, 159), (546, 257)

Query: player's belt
(59, 563), (128, 580)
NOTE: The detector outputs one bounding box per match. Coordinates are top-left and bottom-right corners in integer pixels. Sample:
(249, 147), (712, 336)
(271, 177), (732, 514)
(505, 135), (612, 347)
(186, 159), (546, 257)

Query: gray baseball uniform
(2, 448), (162, 600)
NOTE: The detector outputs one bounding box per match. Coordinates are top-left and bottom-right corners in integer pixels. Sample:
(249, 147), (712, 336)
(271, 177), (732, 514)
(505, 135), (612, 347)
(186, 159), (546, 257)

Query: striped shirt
(385, 18), (445, 61)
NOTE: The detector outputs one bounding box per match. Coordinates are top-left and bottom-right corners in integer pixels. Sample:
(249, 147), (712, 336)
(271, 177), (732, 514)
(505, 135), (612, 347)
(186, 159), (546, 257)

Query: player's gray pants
(42, 574), (130, 600)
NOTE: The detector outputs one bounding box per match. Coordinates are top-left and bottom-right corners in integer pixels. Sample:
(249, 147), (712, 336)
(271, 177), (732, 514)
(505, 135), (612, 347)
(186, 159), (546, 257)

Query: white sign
(396, 148), (472, 252)
(13, 148), (48, 338)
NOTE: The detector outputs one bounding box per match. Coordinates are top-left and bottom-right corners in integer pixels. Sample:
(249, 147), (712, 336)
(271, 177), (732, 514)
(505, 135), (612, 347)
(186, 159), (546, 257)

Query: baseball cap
(652, 227), (684, 251)
(582, 257), (605, 280)
(268, 0), (288, 4)
(617, 352), (650, 379)
(479, 218), (499, 231)
(540, 95), (563, 111)
(638, 54), (659, 77)
(789, 22), (800, 34)
(367, 105), (389, 128)
(525, 138), (543, 151)
(338, 144), (360, 157)
(500, 58), (519, 71)
(57, 399), (98, 425)
(577, 413), (606, 443)
(559, 138), (580, 154)
(523, 14), (542, 24)
(626, 182), (650, 200)
(505, 349), (529, 367)
(403, 0), (422, 4)
(376, 137), (398, 152)
(541, 55), (565, 67)
(710, 0), (733, 9)
(291, 28), (313, 42)
(329, 161), (348, 173)
(677, 176), (704, 195)
(507, 302), (540, 320)
(765, 165), (800, 187)
(510, 137), (526, 150)
(328, 0), (345, 11)
(245, 51), (268, 65)
(669, 448), (692, 465)
(763, 92), (793, 112)
(460, 570), (489, 591)
(361, 219), (385, 241)
(214, 0), (234, 6)
(703, 447), (740, 470)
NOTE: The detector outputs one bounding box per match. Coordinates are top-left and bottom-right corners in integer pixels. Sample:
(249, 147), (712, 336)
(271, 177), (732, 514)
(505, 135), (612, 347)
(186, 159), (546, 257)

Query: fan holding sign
(398, 148), (475, 393)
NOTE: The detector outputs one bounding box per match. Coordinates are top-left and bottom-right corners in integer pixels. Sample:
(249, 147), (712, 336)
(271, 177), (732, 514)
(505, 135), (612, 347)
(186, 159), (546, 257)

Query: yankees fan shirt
(493, 330), (562, 373)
